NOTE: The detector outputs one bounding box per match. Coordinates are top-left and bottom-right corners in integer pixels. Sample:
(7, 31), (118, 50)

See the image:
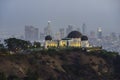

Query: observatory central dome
(67, 31), (82, 38)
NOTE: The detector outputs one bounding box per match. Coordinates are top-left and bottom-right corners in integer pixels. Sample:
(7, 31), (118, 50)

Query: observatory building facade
(44, 31), (90, 48)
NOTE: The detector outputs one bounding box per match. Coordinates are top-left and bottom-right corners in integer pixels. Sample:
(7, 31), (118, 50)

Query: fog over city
(0, 0), (120, 36)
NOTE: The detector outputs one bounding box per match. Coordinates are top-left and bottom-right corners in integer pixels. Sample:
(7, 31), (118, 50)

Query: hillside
(0, 48), (120, 80)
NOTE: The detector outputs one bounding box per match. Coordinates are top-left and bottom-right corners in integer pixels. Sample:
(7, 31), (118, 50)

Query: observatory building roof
(67, 31), (82, 38)
(45, 35), (52, 40)
(81, 35), (88, 41)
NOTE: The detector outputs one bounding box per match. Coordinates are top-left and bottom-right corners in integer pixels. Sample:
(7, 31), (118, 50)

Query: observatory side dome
(81, 35), (88, 41)
(45, 35), (52, 40)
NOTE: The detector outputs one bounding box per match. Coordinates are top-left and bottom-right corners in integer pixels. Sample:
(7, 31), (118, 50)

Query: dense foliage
(0, 38), (120, 80)
(4, 38), (31, 51)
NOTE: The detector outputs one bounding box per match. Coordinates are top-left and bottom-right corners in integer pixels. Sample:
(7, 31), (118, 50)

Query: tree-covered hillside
(0, 47), (119, 80)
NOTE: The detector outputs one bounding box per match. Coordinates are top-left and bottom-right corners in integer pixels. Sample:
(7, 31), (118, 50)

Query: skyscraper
(66, 25), (73, 36)
(76, 27), (81, 32)
(90, 31), (96, 39)
(40, 32), (45, 40)
(110, 32), (117, 41)
(25, 26), (32, 40)
(34, 28), (39, 40)
(44, 21), (52, 36)
(82, 23), (87, 35)
(59, 28), (65, 39)
(119, 35), (120, 41)
(25, 26), (39, 41)
(55, 32), (60, 40)
(97, 27), (102, 40)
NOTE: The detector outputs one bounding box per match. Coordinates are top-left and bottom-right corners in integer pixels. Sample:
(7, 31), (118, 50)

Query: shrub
(7, 75), (20, 80)
(26, 69), (39, 80)
(0, 72), (7, 80)
(47, 48), (58, 57)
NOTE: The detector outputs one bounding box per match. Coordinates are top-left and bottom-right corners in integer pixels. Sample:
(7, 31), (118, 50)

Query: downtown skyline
(0, 0), (120, 36)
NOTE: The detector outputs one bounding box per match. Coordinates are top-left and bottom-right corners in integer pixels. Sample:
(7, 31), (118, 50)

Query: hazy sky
(0, 0), (120, 36)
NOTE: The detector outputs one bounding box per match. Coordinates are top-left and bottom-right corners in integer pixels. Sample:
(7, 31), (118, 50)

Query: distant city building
(66, 25), (73, 36)
(90, 31), (96, 39)
(25, 26), (39, 41)
(15, 35), (24, 40)
(25, 26), (32, 40)
(55, 32), (61, 40)
(110, 32), (117, 41)
(104, 35), (111, 41)
(119, 35), (120, 41)
(76, 27), (81, 32)
(34, 28), (39, 40)
(82, 23), (87, 35)
(40, 32), (45, 40)
(59, 28), (65, 39)
(19, 35), (24, 40)
(97, 27), (102, 40)
(44, 21), (52, 36)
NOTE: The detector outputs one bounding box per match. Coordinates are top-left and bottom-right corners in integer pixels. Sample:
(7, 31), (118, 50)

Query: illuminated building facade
(44, 31), (90, 48)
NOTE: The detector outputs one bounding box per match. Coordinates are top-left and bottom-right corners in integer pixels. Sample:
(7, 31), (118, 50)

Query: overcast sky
(0, 0), (120, 36)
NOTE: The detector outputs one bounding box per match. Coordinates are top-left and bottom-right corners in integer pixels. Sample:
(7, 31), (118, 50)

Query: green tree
(33, 42), (41, 48)
(0, 44), (8, 54)
(7, 75), (20, 80)
(0, 44), (4, 49)
(26, 69), (39, 80)
(0, 72), (7, 80)
(4, 38), (31, 51)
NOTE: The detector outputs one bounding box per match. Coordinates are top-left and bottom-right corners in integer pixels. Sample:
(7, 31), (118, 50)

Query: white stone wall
(81, 41), (89, 47)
